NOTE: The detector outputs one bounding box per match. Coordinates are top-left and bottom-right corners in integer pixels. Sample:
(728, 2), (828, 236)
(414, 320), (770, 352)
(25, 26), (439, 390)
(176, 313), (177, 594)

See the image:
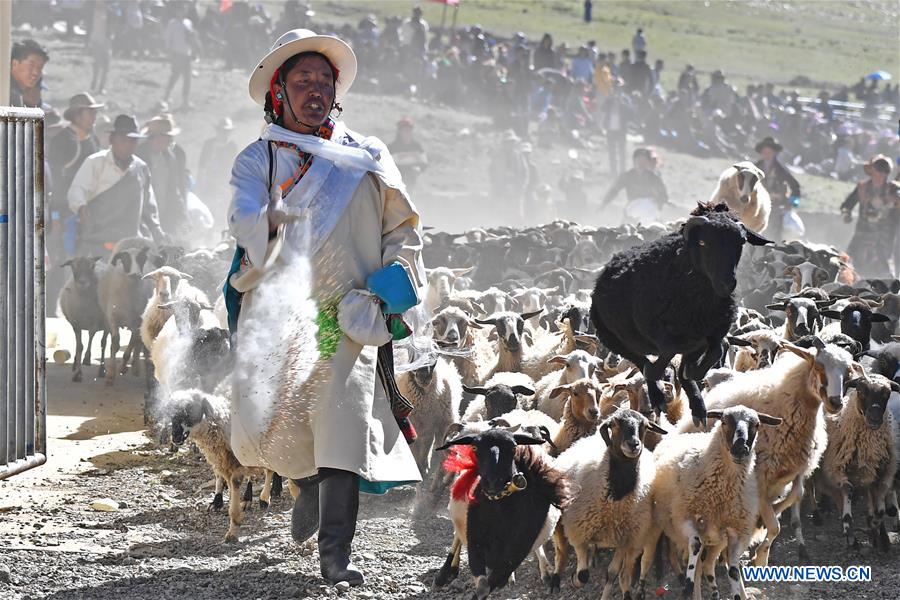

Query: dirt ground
(0, 319), (897, 600)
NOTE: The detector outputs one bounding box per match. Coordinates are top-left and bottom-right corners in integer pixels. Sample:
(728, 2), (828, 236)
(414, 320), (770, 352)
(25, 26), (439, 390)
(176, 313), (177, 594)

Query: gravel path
(2, 363), (898, 600)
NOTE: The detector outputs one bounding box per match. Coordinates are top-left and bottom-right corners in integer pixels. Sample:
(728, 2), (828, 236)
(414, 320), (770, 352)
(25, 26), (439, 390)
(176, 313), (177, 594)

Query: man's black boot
(290, 474), (320, 544)
(318, 468), (364, 586)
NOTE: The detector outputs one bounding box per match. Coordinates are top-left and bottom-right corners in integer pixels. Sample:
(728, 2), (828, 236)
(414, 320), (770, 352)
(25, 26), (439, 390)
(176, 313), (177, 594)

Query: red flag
(220, 0), (233, 13)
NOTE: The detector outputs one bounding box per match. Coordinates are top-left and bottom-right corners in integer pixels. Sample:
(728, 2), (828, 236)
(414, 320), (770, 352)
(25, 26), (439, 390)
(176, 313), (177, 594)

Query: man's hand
(842, 210), (853, 224)
(267, 189), (303, 231)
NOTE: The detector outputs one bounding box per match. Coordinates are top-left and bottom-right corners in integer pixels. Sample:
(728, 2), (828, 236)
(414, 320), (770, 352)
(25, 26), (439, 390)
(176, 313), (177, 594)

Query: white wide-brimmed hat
(248, 29), (357, 106)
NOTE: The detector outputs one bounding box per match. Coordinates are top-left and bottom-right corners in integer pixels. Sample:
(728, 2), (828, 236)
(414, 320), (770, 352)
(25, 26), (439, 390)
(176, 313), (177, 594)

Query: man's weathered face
(276, 54), (335, 133)
(11, 53), (45, 89)
(149, 134), (172, 153)
(74, 108), (98, 132)
(760, 147), (776, 163)
(110, 134), (138, 162)
(872, 170), (888, 186)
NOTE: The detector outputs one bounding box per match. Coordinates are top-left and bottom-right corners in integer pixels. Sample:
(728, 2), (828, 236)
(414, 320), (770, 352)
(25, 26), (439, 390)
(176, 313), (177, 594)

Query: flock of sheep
(53, 163), (900, 599)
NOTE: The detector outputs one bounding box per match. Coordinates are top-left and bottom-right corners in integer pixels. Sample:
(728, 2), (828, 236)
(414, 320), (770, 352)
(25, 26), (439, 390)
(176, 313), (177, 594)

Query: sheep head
(61, 256), (102, 290)
(435, 425), (545, 500)
(707, 405), (781, 464)
(550, 378), (602, 425)
(682, 213), (771, 299)
(599, 408), (667, 460)
(779, 339), (859, 414)
(462, 382), (535, 420)
(846, 375), (899, 430)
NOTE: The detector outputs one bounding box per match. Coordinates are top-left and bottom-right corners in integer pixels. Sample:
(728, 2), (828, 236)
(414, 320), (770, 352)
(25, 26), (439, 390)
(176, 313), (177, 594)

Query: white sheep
(547, 378), (604, 455)
(169, 389), (285, 542)
(97, 238), (155, 386)
(709, 161), (771, 232)
(425, 266), (475, 315)
(681, 340), (858, 565)
(397, 356), (463, 518)
(140, 266), (209, 353)
(431, 305), (494, 387)
(818, 374), (899, 550)
(534, 350), (601, 420)
(551, 408), (667, 597)
(642, 406), (782, 600)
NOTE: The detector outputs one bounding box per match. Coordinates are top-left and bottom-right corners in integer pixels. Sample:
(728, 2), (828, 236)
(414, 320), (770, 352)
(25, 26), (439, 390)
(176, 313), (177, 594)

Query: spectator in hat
(841, 155), (900, 277)
(47, 92), (105, 298)
(401, 5), (429, 55)
(10, 39), (49, 108)
(163, 2), (199, 110)
(389, 117), (428, 191)
(68, 115), (166, 257)
(754, 136), (801, 242)
(137, 115), (191, 244)
(198, 117), (239, 227)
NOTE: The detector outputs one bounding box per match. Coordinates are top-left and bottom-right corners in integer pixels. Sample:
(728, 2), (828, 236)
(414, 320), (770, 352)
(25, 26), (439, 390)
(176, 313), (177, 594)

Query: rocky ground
(1, 322), (898, 600)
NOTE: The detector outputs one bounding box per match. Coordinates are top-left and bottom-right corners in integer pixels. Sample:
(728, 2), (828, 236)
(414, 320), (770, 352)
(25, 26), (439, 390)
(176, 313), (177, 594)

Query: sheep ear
(474, 317), (497, 326)
(783, 266), (798, 277)
(779, 342), (815, 364)
(488, 418), (512, 428)
(451, 266), (475, 277)
(727, 336), (752, 347)
(845, 377), (861, 390)
(599, 421), (613, 447)
(513, 433), (547, 446)
(434, 434), (479, 451)
(765, 302), (787, 311)
(511, 385), (536, 396)
(462, 385), (489, 396)
(820, 310), (841, 320)
(815, 298), (838, 308)
(646, 421), (668, 435)
(466, 301), (485, 316)
(547, 355), (568, 365)
(549, 385), (571, 399)
(521, 308), (544, 321)
(706, 410), (725, 421)
(60, 259), (73, 268)
(890, 381), (900, 393)
(811, 336), (826, 351)
(442, 422), (464, 442)
(743, 227), (772, 247)
(756, 412), (783, 426)
(871, 313), (892, 323)
(91, 256), (103, 263)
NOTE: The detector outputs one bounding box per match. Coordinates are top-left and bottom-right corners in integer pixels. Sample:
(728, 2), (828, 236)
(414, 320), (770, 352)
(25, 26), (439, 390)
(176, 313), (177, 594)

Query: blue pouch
(366, 261), (418, 315)
(63, 215), (79, 257)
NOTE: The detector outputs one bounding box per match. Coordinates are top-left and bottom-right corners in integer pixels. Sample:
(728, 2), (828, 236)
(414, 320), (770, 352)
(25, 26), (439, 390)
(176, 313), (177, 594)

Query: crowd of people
(8, 0), (900, 296)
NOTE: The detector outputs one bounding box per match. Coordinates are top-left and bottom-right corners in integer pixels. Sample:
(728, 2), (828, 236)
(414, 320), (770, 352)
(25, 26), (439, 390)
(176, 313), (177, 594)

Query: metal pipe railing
(0, 107), (46, 480)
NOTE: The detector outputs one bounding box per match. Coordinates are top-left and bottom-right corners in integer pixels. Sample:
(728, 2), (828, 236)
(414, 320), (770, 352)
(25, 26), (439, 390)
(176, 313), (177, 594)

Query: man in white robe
(226, 30), (425, 586)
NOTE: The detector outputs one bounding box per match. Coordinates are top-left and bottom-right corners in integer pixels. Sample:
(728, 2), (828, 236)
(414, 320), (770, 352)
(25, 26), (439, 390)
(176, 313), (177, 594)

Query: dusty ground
(0, 320), (898, 600)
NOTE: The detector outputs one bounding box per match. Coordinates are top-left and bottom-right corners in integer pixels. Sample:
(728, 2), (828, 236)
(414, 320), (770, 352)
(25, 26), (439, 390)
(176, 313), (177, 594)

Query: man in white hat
(226, 29), (425, 586)
(137, 115), (190, 244)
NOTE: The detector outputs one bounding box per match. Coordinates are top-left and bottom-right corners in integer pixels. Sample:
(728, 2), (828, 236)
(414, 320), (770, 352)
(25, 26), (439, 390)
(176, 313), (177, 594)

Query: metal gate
(0, 106), (46, 480)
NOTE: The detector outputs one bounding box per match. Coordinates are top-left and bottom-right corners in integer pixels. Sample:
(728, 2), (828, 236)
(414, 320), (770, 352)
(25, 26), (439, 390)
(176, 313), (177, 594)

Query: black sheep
(590, 204), (770, 426)
(436, 427), (574, 599)
(821, 299), (893, 352)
